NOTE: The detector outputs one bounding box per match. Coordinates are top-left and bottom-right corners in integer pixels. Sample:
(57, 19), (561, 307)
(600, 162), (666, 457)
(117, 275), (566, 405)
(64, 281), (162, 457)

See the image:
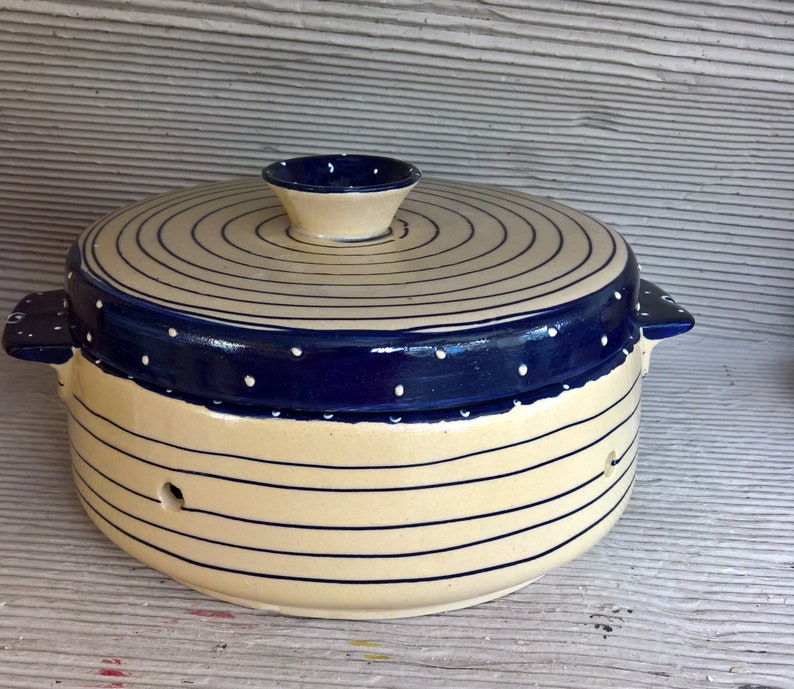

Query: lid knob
(262, 154), (421, 241)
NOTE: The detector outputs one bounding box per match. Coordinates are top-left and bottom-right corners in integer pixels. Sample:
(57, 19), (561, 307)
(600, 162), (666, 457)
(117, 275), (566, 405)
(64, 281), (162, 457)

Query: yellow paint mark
(350, 640), (381, 648)
(364, 654), (391, 661)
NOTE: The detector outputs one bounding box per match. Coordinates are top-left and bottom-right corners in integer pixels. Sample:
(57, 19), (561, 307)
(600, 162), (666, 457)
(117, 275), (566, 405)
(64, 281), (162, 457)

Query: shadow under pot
(3, 153), (693, 619)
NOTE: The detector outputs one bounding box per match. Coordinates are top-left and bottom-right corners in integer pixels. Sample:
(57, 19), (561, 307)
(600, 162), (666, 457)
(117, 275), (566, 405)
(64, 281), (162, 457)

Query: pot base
(183, 577), (543, 620)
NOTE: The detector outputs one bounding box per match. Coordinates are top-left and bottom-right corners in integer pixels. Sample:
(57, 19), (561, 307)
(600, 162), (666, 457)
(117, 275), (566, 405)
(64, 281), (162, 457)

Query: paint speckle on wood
(187, 610), (235, 619)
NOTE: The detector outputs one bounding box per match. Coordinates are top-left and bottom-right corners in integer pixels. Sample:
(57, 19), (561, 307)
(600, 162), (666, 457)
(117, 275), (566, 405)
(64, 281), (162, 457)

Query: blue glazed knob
(262, 154), (422, 241)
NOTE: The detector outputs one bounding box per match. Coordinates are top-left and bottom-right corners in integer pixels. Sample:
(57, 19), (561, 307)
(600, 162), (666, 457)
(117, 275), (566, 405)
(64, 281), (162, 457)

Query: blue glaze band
(262, 154), (422, 193)
(56, 241), (640, 413)
(3, 157), (694, 421)
(3, 275), (693, 423)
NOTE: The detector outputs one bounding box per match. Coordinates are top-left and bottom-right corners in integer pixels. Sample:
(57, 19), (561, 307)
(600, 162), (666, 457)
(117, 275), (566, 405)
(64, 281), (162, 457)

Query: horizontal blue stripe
(71, 434), (636, 539)
(70, 370), (640, 471)
(68, 397), (639, 494)
(77, 473), (635, 585)
(74, 448), (635, 561)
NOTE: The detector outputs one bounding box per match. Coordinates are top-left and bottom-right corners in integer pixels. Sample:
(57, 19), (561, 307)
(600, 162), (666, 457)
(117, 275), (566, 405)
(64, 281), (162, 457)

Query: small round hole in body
(603, 450), (618, 478)
(160, 482), (185, 511)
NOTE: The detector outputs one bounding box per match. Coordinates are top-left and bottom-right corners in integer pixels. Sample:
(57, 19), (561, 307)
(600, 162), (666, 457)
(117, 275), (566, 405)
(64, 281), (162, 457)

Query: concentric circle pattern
(77, 177), (626, 331)
(66, 177), (639, 413)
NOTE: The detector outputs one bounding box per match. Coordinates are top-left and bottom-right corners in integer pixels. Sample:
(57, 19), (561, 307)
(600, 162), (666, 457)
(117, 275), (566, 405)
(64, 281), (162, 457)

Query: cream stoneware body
(57, 346), (640, 618)
(3, 154), (693, 619)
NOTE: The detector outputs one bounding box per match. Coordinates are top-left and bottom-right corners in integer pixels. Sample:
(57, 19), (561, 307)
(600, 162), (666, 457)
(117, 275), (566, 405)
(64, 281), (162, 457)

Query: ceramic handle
(635, 279), (695, 340)
(635, 279), (694, 376)
(3, 289), (74, 364)
(262, 154), (421, 242)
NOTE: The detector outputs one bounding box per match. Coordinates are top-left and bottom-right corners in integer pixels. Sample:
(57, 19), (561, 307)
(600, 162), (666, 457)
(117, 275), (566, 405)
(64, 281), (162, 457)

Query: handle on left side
(3, 289), (75, 364)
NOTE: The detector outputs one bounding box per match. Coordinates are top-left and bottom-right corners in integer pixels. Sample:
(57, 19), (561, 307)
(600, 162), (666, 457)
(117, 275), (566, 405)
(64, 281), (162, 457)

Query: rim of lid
(262, 154), (422, 194)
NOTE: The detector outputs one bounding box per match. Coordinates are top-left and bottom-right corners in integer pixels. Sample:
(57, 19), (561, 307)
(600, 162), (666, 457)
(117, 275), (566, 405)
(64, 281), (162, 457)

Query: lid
(65, 154), (640, 415)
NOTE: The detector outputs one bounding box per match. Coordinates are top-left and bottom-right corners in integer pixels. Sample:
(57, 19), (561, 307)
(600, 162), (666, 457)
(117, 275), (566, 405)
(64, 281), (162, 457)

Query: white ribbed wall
(1, 1), (792, 337)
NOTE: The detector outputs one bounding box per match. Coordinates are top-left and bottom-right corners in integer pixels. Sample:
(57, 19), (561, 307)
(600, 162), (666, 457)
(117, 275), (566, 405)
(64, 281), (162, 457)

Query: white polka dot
(562, 383), (570, 390)
(435, 348), (447, 360)
(323, 413), (334, 420)
(518, 363), (528, 377)
(244, 375), (255, 387)
(53, 326), (62, 331)
(635, 303), (641, 312)
(290, 346), (303, 357)
(272, 410), (281, 417)
(86, 332), (93, 342)
(394, 384), (405, 397)
(622, 348), (629, 356)
(390, 416), (402, 424)
(141, 354), (150, 366)
(601, 335), (608, 347)
(67, 271), (73, 280)
(460, 409), (470, 418)
(614, 291), (622, 300)
(96, 300), (103, 309)
(513, 399), (522, 407)
(166, 389), (172, 394)
(168, 327), (178, 337)
(548, 326), (558, 338)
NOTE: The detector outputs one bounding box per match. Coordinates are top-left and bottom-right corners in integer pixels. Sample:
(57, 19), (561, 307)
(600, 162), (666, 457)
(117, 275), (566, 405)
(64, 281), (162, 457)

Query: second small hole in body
(604, 450), (618, 478)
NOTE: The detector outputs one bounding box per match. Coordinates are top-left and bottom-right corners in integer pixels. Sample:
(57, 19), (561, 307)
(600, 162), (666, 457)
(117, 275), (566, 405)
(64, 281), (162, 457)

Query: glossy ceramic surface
(262, 154), (421, 241)
(59, 342), (642, 619)
(2, 154), (694, 618)
(56, 174), (664, 413)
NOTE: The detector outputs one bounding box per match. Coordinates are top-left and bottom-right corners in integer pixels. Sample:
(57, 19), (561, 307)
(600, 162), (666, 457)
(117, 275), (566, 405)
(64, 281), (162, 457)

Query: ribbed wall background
(1, 0), (792, 339)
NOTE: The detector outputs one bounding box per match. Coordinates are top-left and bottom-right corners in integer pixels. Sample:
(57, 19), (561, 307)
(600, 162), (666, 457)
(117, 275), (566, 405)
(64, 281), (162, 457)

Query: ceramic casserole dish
(3, 154), (693, 619)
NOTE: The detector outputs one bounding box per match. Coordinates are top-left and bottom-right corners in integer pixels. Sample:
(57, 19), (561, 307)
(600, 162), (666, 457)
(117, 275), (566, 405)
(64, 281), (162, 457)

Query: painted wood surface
(0, 1), (792, 687)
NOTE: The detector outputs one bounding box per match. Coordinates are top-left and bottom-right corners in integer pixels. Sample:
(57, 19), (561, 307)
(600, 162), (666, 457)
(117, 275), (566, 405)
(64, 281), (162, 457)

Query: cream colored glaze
(52, 340), (650, 619)
(76, 178), (628, 331)
(265, 182), (418, 241)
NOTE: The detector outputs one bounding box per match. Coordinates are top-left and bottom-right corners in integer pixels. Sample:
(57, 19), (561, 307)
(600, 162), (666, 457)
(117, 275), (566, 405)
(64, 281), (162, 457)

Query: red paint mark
(187, 609), (235, 619)
(95, 659), (130, 688)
